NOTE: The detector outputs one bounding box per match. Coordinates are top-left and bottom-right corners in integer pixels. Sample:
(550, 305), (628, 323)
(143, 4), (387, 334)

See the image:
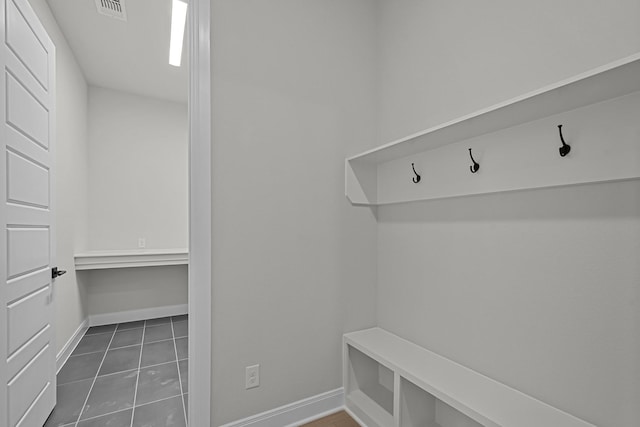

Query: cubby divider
(400, 377), (483, 427)
(344, 346), (395, 427)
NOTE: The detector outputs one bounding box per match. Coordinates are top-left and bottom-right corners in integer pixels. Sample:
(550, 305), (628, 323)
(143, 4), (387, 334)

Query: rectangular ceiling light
(169, 0), (188, 66)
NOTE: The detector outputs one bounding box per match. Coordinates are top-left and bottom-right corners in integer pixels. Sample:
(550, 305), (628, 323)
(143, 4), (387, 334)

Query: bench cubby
(344, 328), (595, 427)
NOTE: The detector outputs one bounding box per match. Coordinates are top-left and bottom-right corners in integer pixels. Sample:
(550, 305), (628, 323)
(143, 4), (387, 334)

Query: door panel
(15, 382), (53, 427)
(6, 125), (48, 168)
(6, 267), (49, 305)
(7, 150), (49, 207)
(7, 285), (49, 354)
(6, 204), (48, 227)
(4, 46), (47, 102)
(6, 72), (49, 148)
(7, 227), (49, 278)
(1, 0), (56, 424)
(7, 324), (49, 380)
(5, 0), (47, 89)
(7, 344), (52, 426)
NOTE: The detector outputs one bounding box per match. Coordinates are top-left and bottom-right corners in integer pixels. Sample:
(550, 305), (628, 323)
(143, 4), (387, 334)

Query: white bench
(344, 328), (595, 427)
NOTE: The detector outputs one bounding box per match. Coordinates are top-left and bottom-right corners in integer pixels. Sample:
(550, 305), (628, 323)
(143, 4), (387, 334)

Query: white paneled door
(1, 0), (57, 425)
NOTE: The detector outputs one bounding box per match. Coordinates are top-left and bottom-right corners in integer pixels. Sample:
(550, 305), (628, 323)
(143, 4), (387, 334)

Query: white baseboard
(56, 318), (89, 374)
(88, 304), (188, 326)
(220, 388), (345, 427)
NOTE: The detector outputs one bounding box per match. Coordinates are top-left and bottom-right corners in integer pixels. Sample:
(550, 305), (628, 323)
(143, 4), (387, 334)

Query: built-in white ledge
(346, 53), (640, 205)
(74, 249), (189, 270)
(344, 328), (595, 427)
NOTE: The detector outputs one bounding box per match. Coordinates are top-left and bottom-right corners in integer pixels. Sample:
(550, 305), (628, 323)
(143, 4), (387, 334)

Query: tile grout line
(91, 359), (176, 380)
(129, 320), (147, 427)
(170, 317), (188, 425)
(73, 328), (117, 427)
(69, 330), (119, 357)
(137, 358), (181, 371)
(132, 393), (185, 410)
(74, 408), (130, 424)
(141, 336), (176, 345)
(110, 335), (174, 352)
(107, 326), (146, 351)
(77, 393), (185, 425)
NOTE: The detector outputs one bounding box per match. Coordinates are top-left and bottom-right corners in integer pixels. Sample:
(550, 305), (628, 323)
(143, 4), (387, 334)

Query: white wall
(85, 87), (188, 316)
(210, 1), (378, 424)
(29, 0), (89, 354)
(88, 86), (188, 250)
(375, 1), (640, 426)
(376, 0), (640, 143)
(86, 265), (187, 315)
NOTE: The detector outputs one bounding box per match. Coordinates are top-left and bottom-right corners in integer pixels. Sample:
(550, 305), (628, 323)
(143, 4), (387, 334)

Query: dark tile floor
(45, 315), (189, 427)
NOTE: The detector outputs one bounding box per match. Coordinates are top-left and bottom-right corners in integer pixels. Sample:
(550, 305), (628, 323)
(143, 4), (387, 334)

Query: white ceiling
(47, 0), (188, 103)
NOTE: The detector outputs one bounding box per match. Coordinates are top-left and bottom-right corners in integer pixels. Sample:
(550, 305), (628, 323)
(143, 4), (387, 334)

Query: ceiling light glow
(169, 0), (187, 67)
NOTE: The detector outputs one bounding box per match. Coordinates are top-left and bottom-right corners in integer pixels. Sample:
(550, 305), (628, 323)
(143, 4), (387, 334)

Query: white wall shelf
(74, 249), (189, 270)
(344, 328), (596, 427)
(345, 53), (640, 205)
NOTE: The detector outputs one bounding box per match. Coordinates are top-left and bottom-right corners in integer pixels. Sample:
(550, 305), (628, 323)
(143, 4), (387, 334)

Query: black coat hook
(558, 125), (571, 157)
(411, 163), (421, 183)
(468, 148), (480, 173)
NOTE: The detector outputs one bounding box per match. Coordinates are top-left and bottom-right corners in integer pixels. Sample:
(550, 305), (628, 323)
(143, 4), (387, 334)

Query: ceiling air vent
(95, 0), (127, 21)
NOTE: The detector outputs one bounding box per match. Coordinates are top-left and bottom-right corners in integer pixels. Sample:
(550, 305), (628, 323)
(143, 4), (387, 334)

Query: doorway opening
(0, 0), (211, 424)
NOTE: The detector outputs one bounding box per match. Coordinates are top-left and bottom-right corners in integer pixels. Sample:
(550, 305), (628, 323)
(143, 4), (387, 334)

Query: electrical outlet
(245, 364), (260, 389)
(138, 238), (146, 248)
